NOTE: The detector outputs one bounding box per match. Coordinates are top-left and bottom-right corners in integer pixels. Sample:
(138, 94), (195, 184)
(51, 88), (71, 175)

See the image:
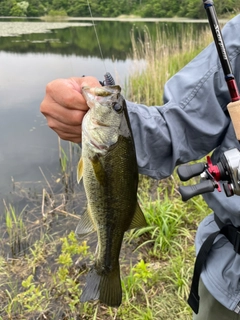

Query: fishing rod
(177, 1), (240, 202)
(203, 0), (240, 102)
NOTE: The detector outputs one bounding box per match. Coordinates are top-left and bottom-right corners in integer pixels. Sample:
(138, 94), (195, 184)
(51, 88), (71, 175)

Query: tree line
(0, 0), (239, 19)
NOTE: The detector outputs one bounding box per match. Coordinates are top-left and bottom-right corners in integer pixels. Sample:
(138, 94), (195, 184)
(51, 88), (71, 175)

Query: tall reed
(3, 200), (28, 257)
(126, 24), (213, 106)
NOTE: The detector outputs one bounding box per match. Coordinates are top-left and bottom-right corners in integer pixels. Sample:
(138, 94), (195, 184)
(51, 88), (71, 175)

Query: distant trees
(0, 0), (14, 16)
(137, 0), (239, 19)
(10, 1), (29, 16)
(0, 0), (239, 18)
(0, 0), (47, 17)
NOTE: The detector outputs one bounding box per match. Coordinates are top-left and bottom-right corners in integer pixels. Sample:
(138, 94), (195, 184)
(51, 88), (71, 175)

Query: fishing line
(86, 0), (107, 73)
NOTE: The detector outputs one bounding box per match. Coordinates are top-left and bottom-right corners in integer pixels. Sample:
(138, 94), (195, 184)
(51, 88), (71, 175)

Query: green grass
(0, 25), (214, 319)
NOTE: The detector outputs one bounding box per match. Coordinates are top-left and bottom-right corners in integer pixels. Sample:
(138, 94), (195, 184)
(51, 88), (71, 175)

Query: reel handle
(177, 163), (206, 181)
(179, 180), (216, 202)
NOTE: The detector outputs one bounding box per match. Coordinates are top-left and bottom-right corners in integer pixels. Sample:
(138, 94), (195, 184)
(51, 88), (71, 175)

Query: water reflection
(0, 19), (208, 59)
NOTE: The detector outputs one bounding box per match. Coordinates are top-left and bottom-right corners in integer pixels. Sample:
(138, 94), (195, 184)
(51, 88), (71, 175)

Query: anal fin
(75, 206), (95, 238)
(128, 202), (148, 230)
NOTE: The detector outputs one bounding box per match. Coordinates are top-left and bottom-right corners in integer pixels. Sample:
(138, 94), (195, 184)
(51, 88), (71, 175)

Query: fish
(76, 85), (147, 307)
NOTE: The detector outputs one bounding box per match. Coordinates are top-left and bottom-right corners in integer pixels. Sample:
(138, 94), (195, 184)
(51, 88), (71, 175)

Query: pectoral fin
(90, 155), (106, 185)
(75, 205), (95, 238)
(77, 157), (83, 184)
(128, 202), (148, 230)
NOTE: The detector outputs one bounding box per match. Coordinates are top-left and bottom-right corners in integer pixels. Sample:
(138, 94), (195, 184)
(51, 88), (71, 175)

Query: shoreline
(0, 16), (229, 24)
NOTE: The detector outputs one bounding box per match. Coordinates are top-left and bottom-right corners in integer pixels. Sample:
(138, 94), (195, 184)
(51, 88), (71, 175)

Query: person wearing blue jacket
(40, 14), (240, 320)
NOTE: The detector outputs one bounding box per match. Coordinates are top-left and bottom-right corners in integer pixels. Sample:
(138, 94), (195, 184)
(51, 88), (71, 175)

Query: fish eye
(113, 103), (123, 113)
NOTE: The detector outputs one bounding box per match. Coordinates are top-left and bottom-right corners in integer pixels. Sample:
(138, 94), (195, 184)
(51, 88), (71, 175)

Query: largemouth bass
(76, 85), (147, 307)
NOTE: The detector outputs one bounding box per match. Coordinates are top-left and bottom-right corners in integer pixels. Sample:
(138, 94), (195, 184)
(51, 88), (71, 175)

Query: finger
(54, 129), (82, 143)
(41, 100), (86, 126)
(45, 77), (101, 111)
(45, 79), (87, 111)
(46, 116), (82, 136)
(71, 76), (102, 91)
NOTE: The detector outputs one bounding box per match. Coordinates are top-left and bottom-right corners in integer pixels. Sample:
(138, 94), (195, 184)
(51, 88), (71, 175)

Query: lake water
(0, 18), (209, 233)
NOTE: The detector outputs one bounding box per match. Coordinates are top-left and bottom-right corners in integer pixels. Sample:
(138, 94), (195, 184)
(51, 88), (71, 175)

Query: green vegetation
(0, 174), (211, 319)
(0, 0), (239, 18)
(126, 23), (213, 105)
(0, 182), (209, 319)
(0, 23), (215, 319)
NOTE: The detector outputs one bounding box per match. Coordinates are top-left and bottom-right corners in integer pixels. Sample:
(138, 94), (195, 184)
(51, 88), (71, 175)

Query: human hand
(40, 76), (101, 143)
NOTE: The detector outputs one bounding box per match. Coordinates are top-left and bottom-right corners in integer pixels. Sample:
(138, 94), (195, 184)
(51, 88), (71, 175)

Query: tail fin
(80, 264), (122, 307)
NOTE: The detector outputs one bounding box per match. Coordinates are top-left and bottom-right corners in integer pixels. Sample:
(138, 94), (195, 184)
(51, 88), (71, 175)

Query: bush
(48, 9), (67, 16)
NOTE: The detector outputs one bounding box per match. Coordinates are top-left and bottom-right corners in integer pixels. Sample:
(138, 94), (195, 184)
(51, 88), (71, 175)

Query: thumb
(71, 76), (102, 92)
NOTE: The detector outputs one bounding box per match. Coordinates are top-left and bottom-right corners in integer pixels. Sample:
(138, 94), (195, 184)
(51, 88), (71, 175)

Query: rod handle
(227, 100), (240, 140)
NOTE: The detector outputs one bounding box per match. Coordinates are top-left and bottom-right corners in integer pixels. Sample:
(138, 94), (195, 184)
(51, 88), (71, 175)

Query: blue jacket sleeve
(127, 14), (240, 180)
